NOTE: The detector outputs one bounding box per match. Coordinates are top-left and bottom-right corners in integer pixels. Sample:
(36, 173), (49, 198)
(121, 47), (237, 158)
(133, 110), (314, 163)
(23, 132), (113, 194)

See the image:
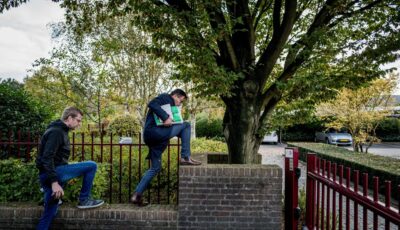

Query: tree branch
(205, 2), (240, 70)
(327, 0), (384, 29)
(255, 0), (297, 85)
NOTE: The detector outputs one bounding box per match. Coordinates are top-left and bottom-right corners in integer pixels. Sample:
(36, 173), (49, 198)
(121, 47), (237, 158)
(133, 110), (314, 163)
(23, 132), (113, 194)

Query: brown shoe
(130, 192), (148, 206)
(180, 158), (202, 166)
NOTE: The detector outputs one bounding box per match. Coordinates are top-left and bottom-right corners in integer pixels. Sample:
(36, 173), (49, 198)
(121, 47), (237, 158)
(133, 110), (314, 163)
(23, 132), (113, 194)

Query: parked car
(262, 131), (278, 144)
(315, 128), (353, 146)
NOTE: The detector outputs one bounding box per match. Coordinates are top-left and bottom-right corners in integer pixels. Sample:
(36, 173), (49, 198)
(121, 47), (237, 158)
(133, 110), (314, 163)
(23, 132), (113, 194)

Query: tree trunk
(190, 112), (196, 139)
(223, 94), (263, 164)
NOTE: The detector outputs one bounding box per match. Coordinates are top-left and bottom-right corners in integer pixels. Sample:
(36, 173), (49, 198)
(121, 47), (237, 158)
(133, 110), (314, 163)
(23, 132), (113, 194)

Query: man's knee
(84, 160), (97, 171)
(152, 162), (162, 174)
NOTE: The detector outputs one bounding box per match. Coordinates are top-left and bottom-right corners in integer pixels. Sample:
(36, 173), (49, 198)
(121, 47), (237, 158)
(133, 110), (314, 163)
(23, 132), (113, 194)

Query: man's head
(170, 89), (187, 106)
(61, 107), (83, 130)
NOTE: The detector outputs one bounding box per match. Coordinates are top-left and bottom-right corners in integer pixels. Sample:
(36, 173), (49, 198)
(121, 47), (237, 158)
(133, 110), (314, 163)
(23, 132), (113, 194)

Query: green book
(154, 104), (183, 126)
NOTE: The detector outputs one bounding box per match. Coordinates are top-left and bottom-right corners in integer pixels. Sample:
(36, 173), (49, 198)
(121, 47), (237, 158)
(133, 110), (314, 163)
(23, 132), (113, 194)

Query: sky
(0, 1), (399, 92)
(0, 0), (64, 82)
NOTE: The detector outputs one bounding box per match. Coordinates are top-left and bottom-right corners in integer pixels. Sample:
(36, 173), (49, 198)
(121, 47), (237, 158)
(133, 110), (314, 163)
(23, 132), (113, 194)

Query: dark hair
(61, 106), (83, 121)
(170, 89), (188, 99)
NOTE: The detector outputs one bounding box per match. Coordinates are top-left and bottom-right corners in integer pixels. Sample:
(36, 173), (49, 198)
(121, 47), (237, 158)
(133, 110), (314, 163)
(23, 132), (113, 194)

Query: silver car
(315, 129), (353, 146)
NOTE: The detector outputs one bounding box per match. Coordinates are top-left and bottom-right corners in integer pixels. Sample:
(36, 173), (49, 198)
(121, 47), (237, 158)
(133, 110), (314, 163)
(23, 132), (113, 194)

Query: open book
(153, 104), (183, 126)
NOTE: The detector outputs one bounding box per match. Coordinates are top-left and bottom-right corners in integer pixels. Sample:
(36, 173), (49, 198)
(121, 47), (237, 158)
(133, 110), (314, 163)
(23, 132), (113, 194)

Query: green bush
(191, 137), (227, 153)
(0, 79), (52, 159)
(282, 123), (324, 142)
(0, 159), (41, 202)
(0, 79), (52, 132)
(287, 142), (400, 199)
(108, 115), (141, 136)
(0, 159), (109, 203)
(196, 116), (224, 139)
(376, 118), (400, 141)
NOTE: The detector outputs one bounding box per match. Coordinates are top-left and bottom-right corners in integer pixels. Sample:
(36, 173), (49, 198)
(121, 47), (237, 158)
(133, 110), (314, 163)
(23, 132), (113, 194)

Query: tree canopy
(3, 0), (399, 163)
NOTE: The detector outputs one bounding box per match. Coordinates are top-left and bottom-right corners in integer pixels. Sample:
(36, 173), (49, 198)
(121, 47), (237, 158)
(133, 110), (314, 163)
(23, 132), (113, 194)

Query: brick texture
(178, 164), (282, 230)
(0, 203), (177, 230)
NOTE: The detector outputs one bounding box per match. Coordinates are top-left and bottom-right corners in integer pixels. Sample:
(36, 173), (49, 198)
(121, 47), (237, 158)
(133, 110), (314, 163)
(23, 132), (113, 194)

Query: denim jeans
(135, 122), (191, 194)
(37, 161), (97, 230)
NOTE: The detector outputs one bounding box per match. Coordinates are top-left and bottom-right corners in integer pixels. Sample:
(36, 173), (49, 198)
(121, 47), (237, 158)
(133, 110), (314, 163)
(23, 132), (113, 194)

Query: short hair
(61, 107), (83, 121)
(170, 89), (188, 99)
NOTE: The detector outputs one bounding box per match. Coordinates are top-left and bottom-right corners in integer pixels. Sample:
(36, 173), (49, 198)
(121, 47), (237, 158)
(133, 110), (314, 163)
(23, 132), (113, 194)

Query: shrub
(191, 137), (228, 153)
(376, 118), (400, 141)
(0, 159), (41, 202)
(108, 115), (141, 136)
(282, 123), (324, 142)
(196, 116), (224, 139)
(0, 159), (109, 203)
(0, 79), (52, 132)
(0, 79), (52, 159)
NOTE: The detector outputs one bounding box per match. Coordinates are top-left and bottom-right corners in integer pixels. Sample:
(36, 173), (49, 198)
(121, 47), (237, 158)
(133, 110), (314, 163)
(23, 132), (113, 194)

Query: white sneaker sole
(76, 200), (104, 209)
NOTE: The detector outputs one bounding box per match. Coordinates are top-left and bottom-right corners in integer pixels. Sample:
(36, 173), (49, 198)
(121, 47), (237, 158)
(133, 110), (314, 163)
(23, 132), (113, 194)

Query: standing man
(36, 107), (104, 230)
(131, 89), (201, 206)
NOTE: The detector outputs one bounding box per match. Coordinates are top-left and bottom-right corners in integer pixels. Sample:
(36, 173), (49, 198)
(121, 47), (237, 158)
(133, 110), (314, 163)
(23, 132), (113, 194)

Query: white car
(118, 137), (133, 144)
(262, 131), (278, 144)
(315, 129), (353, 146)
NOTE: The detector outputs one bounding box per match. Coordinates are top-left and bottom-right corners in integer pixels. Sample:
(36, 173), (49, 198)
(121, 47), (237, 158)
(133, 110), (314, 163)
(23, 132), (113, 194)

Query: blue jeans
(135, 122), (191, 194)
(37, 161), (97, 230)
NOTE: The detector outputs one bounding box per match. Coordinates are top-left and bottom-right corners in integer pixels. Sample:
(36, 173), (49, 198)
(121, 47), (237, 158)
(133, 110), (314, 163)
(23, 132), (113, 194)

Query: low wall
(0, 163), (282, 229)
(178, 164), (282, 229)
(0, 203), (177, 229)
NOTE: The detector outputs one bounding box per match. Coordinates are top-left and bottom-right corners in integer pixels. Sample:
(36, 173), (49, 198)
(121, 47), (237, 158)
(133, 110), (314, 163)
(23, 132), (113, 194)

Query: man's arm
(40, 130), (65, 198)
(148, 94), (172, 124)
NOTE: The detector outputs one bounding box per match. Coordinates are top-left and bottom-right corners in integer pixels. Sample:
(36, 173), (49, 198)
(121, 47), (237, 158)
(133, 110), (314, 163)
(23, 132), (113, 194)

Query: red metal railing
(305, 153), (400, 229)
(284, 147), (301, 230)
(0, 130), (180, 205)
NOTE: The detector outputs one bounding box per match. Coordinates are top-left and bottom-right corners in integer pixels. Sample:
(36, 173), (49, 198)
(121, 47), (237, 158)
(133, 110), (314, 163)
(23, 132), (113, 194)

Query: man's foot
(180, 157), (202, 165)
(130, 192), (148, 206)
(77, 199), (104, 209)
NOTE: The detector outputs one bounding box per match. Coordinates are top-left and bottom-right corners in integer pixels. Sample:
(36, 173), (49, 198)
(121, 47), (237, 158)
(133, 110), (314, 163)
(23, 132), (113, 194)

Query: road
(342, 142), (400, 159)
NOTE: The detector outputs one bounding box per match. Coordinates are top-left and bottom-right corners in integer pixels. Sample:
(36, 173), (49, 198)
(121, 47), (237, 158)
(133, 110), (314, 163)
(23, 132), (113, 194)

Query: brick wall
(0, 203), (177, 229)
(0, 165), (282, 229)
(178, 164), (282, 230)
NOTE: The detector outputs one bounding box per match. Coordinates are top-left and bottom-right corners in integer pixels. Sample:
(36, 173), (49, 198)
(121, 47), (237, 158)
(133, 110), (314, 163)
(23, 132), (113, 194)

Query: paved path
(259, 143), (307, 190)
(343, 142), (400, 159)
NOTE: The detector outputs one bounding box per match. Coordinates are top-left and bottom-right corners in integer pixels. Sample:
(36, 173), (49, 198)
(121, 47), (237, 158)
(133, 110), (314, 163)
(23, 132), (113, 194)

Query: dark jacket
(143, 93), (175, 146)
(36, 120), (71, 184)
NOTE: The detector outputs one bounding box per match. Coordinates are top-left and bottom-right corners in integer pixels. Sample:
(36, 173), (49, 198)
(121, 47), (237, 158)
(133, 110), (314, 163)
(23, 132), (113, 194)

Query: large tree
(3, 1), (399, 163)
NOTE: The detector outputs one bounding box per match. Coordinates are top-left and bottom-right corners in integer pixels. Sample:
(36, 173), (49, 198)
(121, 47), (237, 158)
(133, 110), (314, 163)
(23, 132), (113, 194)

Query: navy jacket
(36, 120), (71, 184)
(143, 93), (175, 147)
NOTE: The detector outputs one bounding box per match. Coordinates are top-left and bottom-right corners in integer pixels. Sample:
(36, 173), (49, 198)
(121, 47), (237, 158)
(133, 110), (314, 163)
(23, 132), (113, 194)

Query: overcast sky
(0, 1), (399, 93)
(0, 0), (64, 82)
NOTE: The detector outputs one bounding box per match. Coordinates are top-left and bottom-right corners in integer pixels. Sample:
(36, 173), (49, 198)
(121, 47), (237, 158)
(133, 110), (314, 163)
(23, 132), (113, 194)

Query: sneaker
(77, 199), (104, 209)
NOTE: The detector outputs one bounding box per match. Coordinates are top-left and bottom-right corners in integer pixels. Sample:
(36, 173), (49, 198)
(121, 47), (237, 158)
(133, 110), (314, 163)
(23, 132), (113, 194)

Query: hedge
(0, 159), (109, 203)
(287, 142), (400, 199)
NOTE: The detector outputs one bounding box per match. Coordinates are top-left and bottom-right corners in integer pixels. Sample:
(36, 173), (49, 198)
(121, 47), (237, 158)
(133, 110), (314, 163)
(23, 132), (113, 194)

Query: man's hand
(163, 117), (173, 126)
(51, 182), (64, 199)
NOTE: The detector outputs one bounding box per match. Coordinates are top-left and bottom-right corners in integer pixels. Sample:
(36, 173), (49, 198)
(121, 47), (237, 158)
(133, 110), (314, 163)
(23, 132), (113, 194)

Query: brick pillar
(178, 165), (282, 229)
